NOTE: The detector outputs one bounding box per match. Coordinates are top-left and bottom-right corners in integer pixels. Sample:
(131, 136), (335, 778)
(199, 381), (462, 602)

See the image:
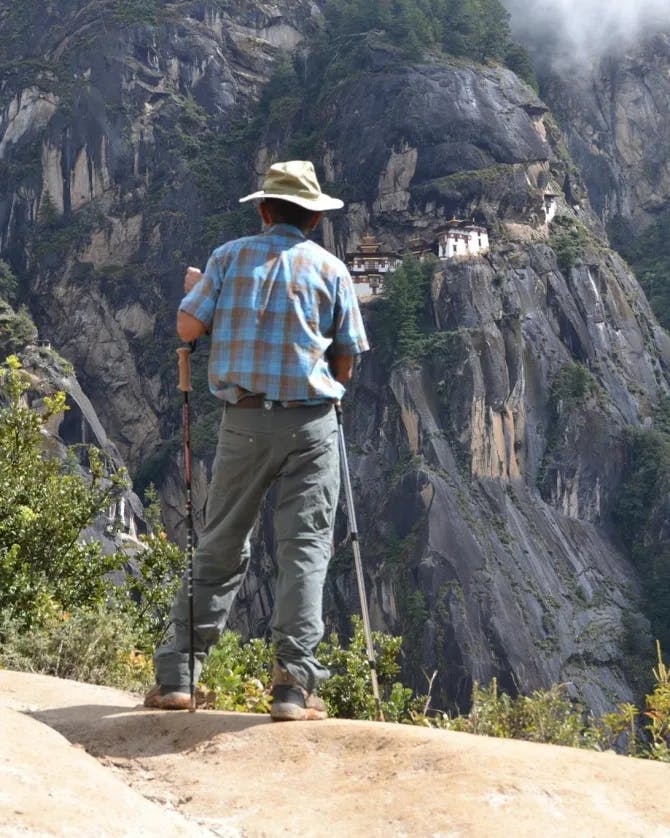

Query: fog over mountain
(504, 0), (670, 67)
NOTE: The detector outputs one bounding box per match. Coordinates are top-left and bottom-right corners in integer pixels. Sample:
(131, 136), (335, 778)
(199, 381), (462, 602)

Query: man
(145, 161), (369, 720)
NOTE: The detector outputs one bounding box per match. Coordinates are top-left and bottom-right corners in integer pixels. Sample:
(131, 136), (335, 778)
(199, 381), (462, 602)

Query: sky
(503, 0), (670, 68)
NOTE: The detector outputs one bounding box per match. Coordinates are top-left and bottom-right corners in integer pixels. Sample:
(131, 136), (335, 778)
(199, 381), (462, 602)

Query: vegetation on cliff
(614, 397), (670, 653)
(610, 210), (670, 333)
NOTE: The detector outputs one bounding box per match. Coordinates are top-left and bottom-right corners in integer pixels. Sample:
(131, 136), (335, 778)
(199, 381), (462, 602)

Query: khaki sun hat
(239, 160), (344, 211)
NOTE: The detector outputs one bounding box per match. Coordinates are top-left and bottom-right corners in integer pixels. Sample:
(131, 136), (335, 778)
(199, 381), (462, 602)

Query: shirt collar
(268, 223), (307, 239)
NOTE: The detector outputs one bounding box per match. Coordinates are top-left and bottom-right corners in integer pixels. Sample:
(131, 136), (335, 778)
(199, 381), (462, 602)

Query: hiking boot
(270, 663), (328, 722)
(143, 684), (193, 711)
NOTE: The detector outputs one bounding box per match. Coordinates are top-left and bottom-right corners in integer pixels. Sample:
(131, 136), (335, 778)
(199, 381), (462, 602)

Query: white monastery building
(437, 221), (489, 259)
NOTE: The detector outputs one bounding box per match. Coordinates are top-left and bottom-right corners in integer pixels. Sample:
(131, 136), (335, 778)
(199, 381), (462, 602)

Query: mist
(503, 0), (670, 68)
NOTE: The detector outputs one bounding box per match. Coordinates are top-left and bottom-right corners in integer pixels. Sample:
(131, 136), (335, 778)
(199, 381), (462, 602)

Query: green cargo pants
(154, 401), (340, 693)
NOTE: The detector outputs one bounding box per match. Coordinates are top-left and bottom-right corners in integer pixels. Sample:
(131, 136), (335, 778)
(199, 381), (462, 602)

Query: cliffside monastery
(347, 220), (490, 298)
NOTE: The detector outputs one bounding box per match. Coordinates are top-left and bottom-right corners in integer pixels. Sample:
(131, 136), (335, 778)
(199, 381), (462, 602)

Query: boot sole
(270, 701), (327, 722)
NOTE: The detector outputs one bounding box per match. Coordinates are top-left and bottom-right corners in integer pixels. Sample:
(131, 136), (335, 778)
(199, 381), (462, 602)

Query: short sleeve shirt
(179, 224), (369, 403)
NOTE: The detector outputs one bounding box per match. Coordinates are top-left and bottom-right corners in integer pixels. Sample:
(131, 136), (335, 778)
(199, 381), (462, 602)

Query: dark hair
(261, 198), (319, 231)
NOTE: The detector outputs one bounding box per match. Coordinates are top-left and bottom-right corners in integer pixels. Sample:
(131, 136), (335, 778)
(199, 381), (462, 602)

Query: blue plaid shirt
(179, 224), (369, 403)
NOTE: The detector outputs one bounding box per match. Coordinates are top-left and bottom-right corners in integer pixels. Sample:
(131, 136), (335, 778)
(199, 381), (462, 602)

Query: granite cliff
(2, 1), (670, 714)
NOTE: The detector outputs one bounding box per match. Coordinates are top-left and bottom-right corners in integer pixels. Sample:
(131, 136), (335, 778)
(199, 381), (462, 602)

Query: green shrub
(0, 356), (127, 629)
(644, 642), (670, 761)
(0, 302), (38, 355)
(550, 361), (599, 412)
(199, 616), (419, 720)
(200, 632), (275, 713)
(0, 260), (18, 304)
(111, 0), (160, 25)
(0, 604), (154, 692)
(317, 616), (419, 721)
(109, 485), (184, 652)
(437, 679), (600, 748)
(549, 215), (591, 274)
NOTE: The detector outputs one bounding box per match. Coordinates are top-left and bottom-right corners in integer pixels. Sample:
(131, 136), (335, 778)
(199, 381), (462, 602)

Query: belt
(227, 395), (327, 409)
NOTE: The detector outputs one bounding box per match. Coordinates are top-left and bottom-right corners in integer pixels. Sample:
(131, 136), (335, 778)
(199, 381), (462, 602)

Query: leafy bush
(644, 642), (670, 761)
(111, 0), (160, 25)
(550, 361), (599, 412)
(0, 301), (38, 355)
(0, 356), (127, 629)
(199, 617), (418, 721)
(317, 617), (419, 721)
(0, 356), (184, 682)
(200, 632), (275, 713)
(0, 259), (18, 304)
(113, 516), (185, 652)
(549, 215), (591, 274)
(437, 679), (600, 748)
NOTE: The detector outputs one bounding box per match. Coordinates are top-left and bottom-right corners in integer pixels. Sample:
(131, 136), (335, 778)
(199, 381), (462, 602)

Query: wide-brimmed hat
(239, 161), (343, 211)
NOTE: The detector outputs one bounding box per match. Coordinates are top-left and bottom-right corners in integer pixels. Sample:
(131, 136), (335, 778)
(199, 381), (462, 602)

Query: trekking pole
(177, 345), (196, 713)
(335, 402), (384, 722)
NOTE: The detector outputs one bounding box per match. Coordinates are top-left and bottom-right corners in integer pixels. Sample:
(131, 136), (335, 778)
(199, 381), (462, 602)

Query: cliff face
(334, 242), (669, 713)
(532, 34), (670, 232)
(0, 0), (316, 470)
(2, 3), (670, 713)
(256, 54), (669, 712)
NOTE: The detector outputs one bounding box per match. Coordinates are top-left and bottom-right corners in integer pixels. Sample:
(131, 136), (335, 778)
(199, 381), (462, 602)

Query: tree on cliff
(378, 256), (434, 362)
(321, 0), (513, 62)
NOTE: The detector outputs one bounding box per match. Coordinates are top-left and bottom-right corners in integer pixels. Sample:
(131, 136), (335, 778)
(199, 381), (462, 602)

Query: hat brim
(239, 190), (344, 211)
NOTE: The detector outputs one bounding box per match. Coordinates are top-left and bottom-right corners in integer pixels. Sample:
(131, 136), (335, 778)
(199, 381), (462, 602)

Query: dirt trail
(1, 670), (669, 837)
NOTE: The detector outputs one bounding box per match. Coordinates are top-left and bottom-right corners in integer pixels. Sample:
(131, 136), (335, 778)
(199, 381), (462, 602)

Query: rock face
(0, 0), (318, 470)
(333, 242), (669, 713)
(2, 3), (670, 713)
(531, 34), (670, 232)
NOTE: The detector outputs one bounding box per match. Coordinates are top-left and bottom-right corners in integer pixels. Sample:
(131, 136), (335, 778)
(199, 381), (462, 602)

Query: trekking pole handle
(177, 346), (192, 392)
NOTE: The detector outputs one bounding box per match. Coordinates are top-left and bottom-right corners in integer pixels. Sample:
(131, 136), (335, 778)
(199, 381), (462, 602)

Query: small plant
(113, 486), (185, 651)
(0, 301), (38, 355)
(435, 679), (599, 748)
(643, 641), (670, 761)
(550, 361), (599, 413)
(200, 632), (275, 713)
(317, 616), (418, 721)
(0, 259), (18, 303)
(111, 0), (160, 25)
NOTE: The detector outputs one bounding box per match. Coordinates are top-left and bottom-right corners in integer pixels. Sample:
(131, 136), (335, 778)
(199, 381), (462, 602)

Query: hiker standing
(145, 161), (369, 720)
